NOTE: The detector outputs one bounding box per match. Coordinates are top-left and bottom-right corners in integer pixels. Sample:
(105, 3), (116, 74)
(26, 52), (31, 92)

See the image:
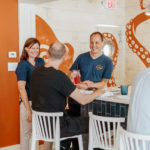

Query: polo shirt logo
(96, 65), (103, 70)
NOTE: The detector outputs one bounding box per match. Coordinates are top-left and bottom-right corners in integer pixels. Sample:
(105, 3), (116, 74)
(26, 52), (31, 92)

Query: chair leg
(88, 135), (93, 150)
(78, 135), (84, 150)
(31, 139), (37, 150)
(88, 141), (93, 150)
(55, 140), (60, 150)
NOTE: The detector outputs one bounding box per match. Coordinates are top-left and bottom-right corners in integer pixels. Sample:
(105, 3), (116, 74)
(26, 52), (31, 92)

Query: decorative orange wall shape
(140, 0), (145, 9)
(126, 12), (150, 67)
(36, 15), (74, 75)
(102, 33), (119, 87)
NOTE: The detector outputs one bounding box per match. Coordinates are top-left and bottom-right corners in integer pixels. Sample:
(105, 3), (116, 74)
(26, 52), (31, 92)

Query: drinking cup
(120, 85), (128, 95)
(73, 70), (81, 84)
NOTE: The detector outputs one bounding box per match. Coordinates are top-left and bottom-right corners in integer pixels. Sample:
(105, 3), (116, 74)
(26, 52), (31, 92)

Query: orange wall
(0, 0), (19, 147)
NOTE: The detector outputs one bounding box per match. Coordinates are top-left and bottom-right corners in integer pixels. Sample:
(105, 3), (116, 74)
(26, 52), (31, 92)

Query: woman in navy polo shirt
(16, 38), (44, 150)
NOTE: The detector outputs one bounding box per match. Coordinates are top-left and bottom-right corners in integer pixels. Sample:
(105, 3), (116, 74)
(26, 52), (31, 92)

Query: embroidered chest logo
(96, 65), (103, 70)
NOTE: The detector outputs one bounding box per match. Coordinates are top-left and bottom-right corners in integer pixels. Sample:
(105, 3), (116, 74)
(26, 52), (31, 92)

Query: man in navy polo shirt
(71, 31), (113, 89)
(67, 32), (113, 150)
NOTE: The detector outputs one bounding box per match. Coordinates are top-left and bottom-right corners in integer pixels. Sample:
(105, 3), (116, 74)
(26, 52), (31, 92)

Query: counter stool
(31, 110), (83, 150)
(119, 127), (150, 150)
(88, 112), (125, 150)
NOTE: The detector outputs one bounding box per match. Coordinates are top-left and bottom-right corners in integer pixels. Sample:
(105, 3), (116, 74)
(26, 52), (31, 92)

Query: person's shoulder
(33, 65), (43, 72)
(76, 52), (90, 60)
(18, 59), (28, 65)
(17, 60), (28, 68)
(32, 65), (43, 76)
(36, 58), (44, 65)
(57, 70), (68, 77)
(16, 60), (30, 74)
(102, 54), (111, 60)
(57, 70), (72, 81)
(79, 52), (90, 57)
(102, 55), (113, 63)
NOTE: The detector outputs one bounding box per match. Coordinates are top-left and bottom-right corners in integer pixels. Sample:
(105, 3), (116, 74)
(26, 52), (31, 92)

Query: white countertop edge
(95, 96), (130, 104)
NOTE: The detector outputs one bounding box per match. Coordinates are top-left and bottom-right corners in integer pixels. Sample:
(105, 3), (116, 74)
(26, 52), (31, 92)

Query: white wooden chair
(119, 127), (150, 150)
(88, 112), (125, 150)
(31, 110), (83, 150)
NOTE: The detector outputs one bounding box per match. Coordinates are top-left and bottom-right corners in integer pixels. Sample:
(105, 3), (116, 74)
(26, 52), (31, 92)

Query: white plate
(101, 91), (114, 97)
(117, 95), (130, 100)
(80, 89), (93, 94)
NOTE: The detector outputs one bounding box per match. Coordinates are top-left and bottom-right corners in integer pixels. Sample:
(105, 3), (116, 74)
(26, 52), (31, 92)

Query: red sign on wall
(106, 0), (117, 8)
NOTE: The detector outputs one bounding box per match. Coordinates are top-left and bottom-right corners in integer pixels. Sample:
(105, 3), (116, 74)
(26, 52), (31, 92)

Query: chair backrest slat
(107, 121), (111, 147)
(92, 120), (99, 145)
(56, 116), (60, 141)
(142, 139), (146, 149)
(113, 122), (116, 145)
(98, 120), (104, 146)
(39, 115), (45, 138)
(102, 121), (108, 147)
(48, 116), (52, 139)
(52, 116), (56, 138)
(43, 116), (48, 140)
(37, 115), (43, 138)
(125, 135), (130, 150)
(135, 138), (140, 150)
(129, 137), (134, 150)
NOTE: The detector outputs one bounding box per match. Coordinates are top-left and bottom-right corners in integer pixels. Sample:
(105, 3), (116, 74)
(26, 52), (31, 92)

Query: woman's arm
(18, 81), (32, 122)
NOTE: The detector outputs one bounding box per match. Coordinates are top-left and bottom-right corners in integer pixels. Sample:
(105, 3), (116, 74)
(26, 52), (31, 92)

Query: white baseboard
(0, 143), (54, 150)
(0, 144), (20, 150)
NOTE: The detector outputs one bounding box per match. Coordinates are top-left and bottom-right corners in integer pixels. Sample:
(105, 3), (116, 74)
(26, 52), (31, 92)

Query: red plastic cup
(74, 75), (81, 84)
(73, 70), (81, 84)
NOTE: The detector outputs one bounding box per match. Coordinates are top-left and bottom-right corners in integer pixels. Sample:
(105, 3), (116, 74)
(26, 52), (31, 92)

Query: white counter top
(80, 88), (130, 105)
(95, 95), (130, 104)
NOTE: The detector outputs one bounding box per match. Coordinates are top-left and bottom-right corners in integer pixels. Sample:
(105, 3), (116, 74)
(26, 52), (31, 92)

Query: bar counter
(81, 92), (129, 118)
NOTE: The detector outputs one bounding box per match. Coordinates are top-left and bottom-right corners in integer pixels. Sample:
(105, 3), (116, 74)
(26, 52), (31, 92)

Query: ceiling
(18, 0), (57, 4)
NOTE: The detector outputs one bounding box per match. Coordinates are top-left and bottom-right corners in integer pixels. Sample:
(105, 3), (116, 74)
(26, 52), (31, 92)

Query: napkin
(100, 91), (114, 97)
(80, 89), (93, 94)
(117, 95), (130, 100)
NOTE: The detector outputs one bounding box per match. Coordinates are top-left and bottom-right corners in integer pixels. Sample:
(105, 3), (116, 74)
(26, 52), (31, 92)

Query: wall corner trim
(0, 144), (20, 150)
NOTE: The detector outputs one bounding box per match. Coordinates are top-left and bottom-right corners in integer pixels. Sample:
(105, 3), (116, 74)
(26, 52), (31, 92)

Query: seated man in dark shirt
(30, 41), (104, 150)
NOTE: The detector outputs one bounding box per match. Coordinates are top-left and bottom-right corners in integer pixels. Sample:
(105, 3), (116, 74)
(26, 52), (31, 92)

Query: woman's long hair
(20, 38), (40, 61)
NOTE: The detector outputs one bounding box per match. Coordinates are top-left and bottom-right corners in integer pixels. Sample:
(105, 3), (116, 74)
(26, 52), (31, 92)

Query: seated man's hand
(76, 82), (88, 89)
(83, 80), (106, 89)
(94, 88), (105, 95)
(83, 80), (95, 88)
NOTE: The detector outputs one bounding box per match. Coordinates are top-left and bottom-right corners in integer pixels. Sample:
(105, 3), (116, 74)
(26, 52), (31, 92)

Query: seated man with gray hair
(30, 41), (104, 150)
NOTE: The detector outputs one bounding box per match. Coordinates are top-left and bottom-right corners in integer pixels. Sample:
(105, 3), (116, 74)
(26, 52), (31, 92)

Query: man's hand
(76, 82), (88, 89)
(94, 88), (105, 96)
(83, 79), (106, 89)
(83, 80), (95, 88)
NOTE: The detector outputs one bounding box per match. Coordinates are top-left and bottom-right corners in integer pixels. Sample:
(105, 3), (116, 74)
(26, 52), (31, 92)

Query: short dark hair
(48, 42), (66, 59)
(20, 38), (40, 61)
(90, 32), (104, 41)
